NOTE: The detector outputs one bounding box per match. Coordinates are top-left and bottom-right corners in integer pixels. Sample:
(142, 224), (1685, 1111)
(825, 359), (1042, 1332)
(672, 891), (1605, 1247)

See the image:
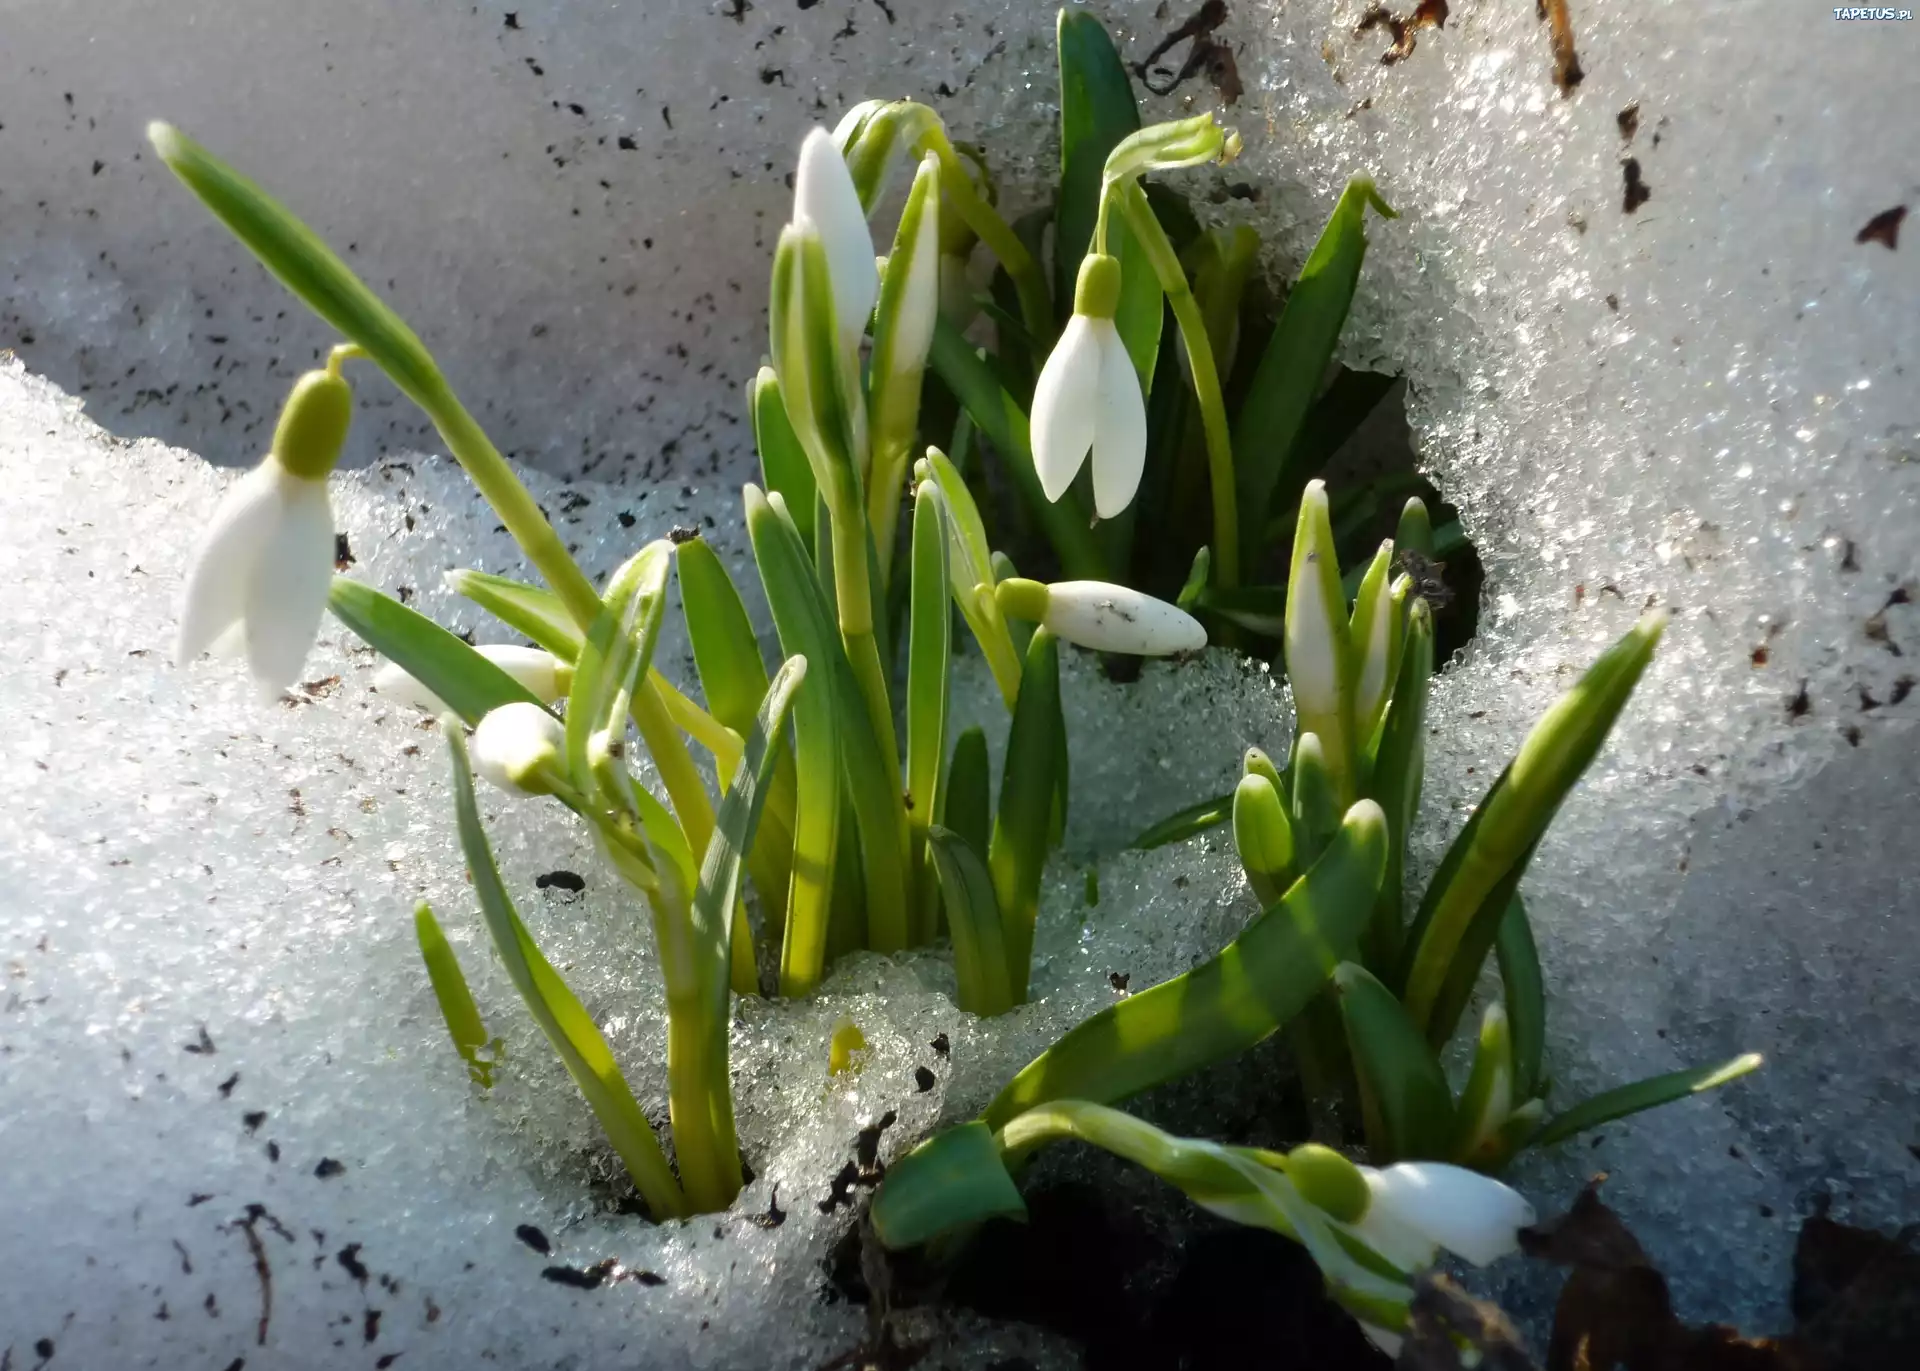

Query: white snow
(4, 0), (1919, 1361)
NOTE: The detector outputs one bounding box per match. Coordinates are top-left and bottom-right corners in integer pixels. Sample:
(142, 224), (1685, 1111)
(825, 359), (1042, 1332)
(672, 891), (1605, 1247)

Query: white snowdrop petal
(175, 459), (284, 664)
(242, 471), (335, 701)
(1042, 581), (1208, 656)
(470, 701), (566, 796)
(1090, 321), (1147, 520)
(795, 127), (878, 350)
(1030, 314), (1102, 503)
(887, 156), (942, 378)
(1361, 1326), (1405, 1360)
(376, 646), (566, 714)
(1363, 1162), (1536, 1267)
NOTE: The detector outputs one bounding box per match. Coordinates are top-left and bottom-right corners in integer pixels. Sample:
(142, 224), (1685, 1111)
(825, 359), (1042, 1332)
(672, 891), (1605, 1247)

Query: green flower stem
(906, 122), (1053, 349)
(147, 124), (602, 632)
(632, 679), (757, 997)
(1115, 182), (1239, 588)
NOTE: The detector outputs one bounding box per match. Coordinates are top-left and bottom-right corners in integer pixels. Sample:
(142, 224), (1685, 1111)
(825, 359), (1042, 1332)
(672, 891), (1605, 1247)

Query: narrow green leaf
(673, 656), (808, 1211)
(1363, 598), (1432, 976)
(329, 577), (545, 726)
(1054, 7), (1142, 311)
(983, 801), (1387, 1130)
(751, 368), (818, 549)
(1129, 791), (1232, 850)
(414, 903), (496, 1089)
(1232, 179), (1396, 557)
(1331, 962), (1454, 1164)
(1176, 546), (1212, 610)
(945, 726), (993, 858)
(870, 1121), (1027, 1250)
(747, 490), (845, 995)
(678, 537), (772, 734)
(678, 540), (794, 935)
(1400, 613), (1666, 1044)
(149, 123), (440, 402)
(1289, 733), (1342, 869)
(750, 489), (909, 956)
(446, 569), (584, 660)
(1395, 495), (1434, 559)
(1449, 1002), (1516, 1168)
(906, 485), (954, 945)
(1494, 894), (1546, 1101)
(927, 319), (1106, 581)
(1281, 369), (1399, 509)
(1532, 1054), (1764, 1151)
(928, 827), (1014, 1018)
(563, 544), (673, 797)
(1232, 773), (1295, 908)
(1195, 584), (1288, 639)
(444, 724), (686, 1218)
(990, 628), (1063, 1002)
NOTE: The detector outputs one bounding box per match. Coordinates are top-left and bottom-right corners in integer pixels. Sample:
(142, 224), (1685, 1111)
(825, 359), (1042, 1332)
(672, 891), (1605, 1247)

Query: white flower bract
(374, 646), (567, 714)
(175, 452), (335, 702)
(1031, 313), (1147, 520)
(1350, 1161), (1536, 1271)
(794, 126), (878, 356)
(1041, 581), (1207, 656)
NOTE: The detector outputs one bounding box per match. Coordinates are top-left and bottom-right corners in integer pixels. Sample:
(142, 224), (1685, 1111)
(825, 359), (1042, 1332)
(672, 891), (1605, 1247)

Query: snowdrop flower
(1349, 1161), (1536, 1272)
(995, 578), (1206, 657)
(1032, 252), (1146, 519)
(176, 360), (353, 701)
(469, 702), (566, 797)
(373, 646), (569, 714)
(793, 126), (878, 359)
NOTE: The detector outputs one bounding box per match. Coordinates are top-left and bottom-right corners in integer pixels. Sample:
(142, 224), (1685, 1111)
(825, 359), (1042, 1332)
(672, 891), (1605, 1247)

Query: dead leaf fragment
(1356, 1), (1448, 66)
(1855, 205), (1906, 251)
(1538, 0), (1584, 93)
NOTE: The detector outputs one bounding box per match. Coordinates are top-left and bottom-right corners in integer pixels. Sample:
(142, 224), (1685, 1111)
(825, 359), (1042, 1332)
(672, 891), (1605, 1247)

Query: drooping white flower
(374, 646), (569, 714)
(1031, 253), (1146, 519)
(469, 702), (566, 797)
(176, 366), (352, 702)
(1350, 1161), (1536, 1271)
(793, 126), (878, 356)
(995, 578), (1206, 657)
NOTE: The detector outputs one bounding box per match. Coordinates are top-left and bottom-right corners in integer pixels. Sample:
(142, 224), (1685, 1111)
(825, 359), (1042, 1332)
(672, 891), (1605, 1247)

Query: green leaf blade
(870, 1121), (1027, 1250)
(1129, 790), (1233, 850)
(983, 801), (1387, 1131)
(928, 827), (1014, 1018)
(1532, 1053), (1764, 1151)
(989, 627), (1064, 1002)
(1232, 178), (1395, 557)
(444, 724), (686, 1219)
(1399, 612), (1665, 1045)
(329, 577), (546, 726)
(149, 123), (442, 403)
(1494, 894), (1546, 1101)
(414, 902), (496, 1089)
(1330, 962), (1453, 1163)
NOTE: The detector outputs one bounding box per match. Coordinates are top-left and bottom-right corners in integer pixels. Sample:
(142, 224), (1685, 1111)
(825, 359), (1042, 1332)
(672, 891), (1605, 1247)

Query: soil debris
(1356, 1), (1448, 66)
(1623, 158), (1652, 214)
(1617, 102), (1640, 142)
(1135, 1), (1240, 102)
(1856, 205), (1906, 251)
